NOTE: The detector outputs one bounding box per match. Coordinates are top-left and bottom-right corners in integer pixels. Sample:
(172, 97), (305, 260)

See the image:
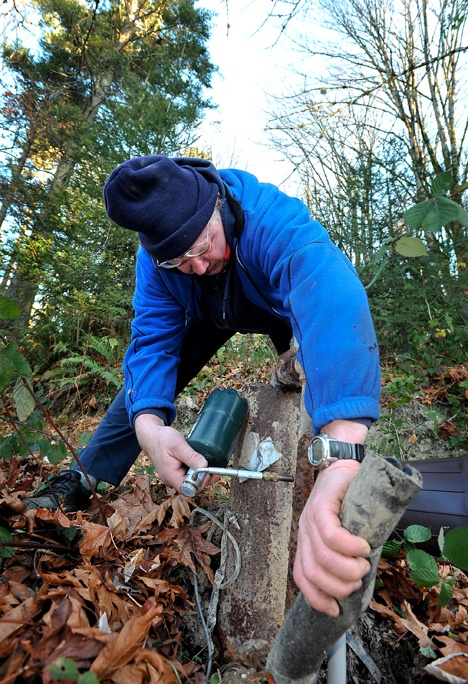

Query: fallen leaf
(369, 599), (431, 648)
(424, 653), (468, 682)
(78, 522), (113, 560)
(35, 507), (75, 528)
(152, 494), (192, 528)
(157, 523), (220, 582)
(436, 637), (468, 656)
(0, 597), (40, 642)
(90, 597), (163, 679)
(106, 509), (129, 541)
(135, 649), (181, 683)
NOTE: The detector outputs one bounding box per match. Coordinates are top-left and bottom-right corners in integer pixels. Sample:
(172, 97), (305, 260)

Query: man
(27, 155), (380, 618)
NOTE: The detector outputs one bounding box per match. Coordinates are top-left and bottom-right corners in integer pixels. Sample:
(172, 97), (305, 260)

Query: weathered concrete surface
(217, 382), (314, 668)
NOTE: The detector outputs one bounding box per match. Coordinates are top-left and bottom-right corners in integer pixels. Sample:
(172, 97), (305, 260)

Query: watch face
(311, 439), (324, 462)
(308, 437), (325, 467)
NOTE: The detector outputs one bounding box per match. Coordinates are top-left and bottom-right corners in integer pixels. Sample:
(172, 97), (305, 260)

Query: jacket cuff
(132, 408), (169, 428)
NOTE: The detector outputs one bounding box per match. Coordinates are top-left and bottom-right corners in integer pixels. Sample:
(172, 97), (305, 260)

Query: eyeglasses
(157, 233), (211, 269)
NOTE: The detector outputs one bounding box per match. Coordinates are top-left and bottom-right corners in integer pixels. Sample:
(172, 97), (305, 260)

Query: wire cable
(190, 505), (242, 680)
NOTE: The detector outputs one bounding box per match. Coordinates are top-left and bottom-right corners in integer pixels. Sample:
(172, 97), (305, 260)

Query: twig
(0, 539), (78, 554)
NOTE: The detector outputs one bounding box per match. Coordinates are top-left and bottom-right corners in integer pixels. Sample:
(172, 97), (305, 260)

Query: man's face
(176, 213), (228, 276)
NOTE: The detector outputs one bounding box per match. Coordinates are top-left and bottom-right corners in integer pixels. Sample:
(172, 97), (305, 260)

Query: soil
(366, 394), (466, 463)
(173, 387), (467, 684)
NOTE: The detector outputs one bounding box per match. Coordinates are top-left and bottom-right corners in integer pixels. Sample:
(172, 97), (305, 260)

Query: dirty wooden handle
(265, 454), (423, 684)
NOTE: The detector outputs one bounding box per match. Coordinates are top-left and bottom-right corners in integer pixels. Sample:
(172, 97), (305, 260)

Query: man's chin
(207, 262), (225, 276)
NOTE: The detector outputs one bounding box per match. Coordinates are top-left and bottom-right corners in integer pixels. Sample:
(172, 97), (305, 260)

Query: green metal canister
(186, 388), (248, 466)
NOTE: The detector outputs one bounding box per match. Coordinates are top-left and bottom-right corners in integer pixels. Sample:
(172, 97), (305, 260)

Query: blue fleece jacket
(123, 168), (380, 434)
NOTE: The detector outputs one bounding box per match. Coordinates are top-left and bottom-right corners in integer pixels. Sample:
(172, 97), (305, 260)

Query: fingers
(294, 541), (371, 616)
(135, 416), (223, 495)
(294, 461), (372, 616)
(294, 523), (371, 616)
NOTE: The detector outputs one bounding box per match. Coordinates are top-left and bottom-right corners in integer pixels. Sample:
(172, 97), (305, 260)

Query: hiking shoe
(24, 470), (93, 512)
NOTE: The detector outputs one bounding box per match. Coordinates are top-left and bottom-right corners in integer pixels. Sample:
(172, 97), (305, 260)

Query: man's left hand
(293, 420), (371, 616)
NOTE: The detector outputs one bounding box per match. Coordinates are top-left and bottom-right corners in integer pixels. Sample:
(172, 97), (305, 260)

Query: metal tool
(180, 466), (294, 497)
(181, 388), (249, 496)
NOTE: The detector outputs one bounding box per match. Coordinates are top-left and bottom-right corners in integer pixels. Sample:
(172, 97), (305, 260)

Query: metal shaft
(191, 467), (294, 482)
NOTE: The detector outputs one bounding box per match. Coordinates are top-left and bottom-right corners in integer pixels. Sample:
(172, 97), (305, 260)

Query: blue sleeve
(222, 170), (380, 433)
(286, 243), (380, 433)
(122, 248), (187, 426)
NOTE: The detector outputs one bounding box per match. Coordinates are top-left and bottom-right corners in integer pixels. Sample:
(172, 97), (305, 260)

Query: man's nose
(190, 256), (209, 275)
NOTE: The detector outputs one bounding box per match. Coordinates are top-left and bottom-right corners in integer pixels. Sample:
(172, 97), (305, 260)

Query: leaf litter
(0, 456), (220, 683)
(1, 418), (468, 681)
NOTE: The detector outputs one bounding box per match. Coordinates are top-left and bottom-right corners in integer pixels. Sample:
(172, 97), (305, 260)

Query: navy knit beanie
(103, 155), (219, 262)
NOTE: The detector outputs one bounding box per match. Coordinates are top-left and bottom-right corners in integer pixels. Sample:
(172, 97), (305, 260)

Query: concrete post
(217, 380), (314, 667)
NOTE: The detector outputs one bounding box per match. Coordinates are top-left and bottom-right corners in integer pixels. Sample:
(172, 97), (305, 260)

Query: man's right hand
(134, 413), (218, 494)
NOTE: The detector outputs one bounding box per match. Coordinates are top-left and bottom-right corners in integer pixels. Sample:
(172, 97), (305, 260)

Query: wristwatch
(308, 433), (365, 470)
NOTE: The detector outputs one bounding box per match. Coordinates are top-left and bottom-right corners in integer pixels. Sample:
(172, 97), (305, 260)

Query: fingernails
(352, 580), (363, 592)
(326, 603), (340, 618)
(362, 542), (371, 556)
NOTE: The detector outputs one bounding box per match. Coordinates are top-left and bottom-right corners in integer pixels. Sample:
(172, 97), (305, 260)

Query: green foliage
(406, 549), (440, 587)
(384, 374), (417, 400)
(0, 296), (34, 421)
(373, 372), (419, 459)
(57, 525), (79, 542)
(0, 298), (21, 319)
(354, 168), (468, 391)
(393, 236), (427, 258)
(44, 657), (99, 683)
(0, 526), (15, 558)
(403, 172), (468, 232)
(443, 527), (468, 571)
(381, 524), (468, 606)
(0, 0), (216, 337)
(0, 297), (69, 465)
(42, 334), (125, 404)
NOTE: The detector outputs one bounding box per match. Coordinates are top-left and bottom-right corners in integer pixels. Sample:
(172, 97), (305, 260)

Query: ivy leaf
(0, 355), (15, 392)
(38, 439), (68, 465)
(394, 237), (427, 257)
(381, 539), (402, 557)
(406, 549), (440, 587)
(57, 525), (79, 542)
(403, 200), (433, 229)
(13, 379), (35, 422)
(422, 199), (459, 232)
(0, 526), (15, 558)
(438, 579), (453, 607)
(443, 527), (468, 570)
(404, 524), (432, 544)
(456, 204), (468, 226)
(2, 343), (31, 377)
(430, 170), (452, 196)
(0, 296), (21, 320)
(420, 645), (438, 659)
(45, 657), (80, 679)
(78, 673), (100, 684)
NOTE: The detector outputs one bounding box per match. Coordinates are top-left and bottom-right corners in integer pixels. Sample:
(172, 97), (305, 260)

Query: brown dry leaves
(0, 458), (220, 683)
(371, 555), (468, 679)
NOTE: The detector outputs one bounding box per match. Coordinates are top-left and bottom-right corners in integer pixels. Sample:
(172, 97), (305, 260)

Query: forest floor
(0, 365), (467, 684)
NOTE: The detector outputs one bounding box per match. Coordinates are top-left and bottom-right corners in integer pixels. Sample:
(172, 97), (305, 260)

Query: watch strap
(329, 440), (365, 462)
